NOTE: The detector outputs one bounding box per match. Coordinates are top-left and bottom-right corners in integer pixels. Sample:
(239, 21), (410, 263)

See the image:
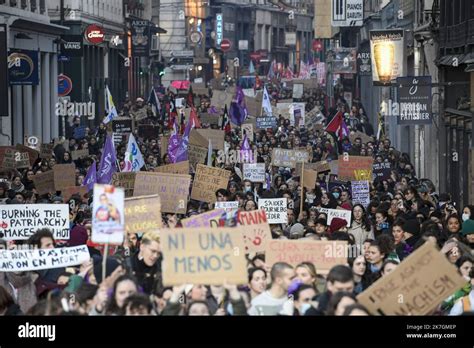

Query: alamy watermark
(216, 149), (257, 165)
(55, 100), (95, 120)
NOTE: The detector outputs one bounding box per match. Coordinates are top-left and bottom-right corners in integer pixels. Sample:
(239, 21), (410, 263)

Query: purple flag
(97, 135), (117, 184)
(208, 105), (219, 115)
(174, 110), (198, 163)
(240, 134), (253, 163)
(83, 161), (97, 191)
(167, 117), (181, 163)
(229, 86), (248, 126)
(266, 172), (271, 191)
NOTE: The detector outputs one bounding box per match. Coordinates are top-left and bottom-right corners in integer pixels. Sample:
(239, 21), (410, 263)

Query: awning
(170, 80), (190, 90)
(11, 17), (69, 35)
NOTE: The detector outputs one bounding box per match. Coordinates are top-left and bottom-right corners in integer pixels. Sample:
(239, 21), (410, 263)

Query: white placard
(351, 180), (370, 208)
(258, 198), (288, 224)
(92, 184), (125, 245)
(215, 201), (239, 212)
(243, 163), (265, 182)
(0, 204), (70, 240)
(0, 245), (91, 272)
(319, 208), (352, 227)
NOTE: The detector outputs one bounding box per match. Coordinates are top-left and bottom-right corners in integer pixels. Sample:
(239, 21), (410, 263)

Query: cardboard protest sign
(160, 136), (169, 158)
(271, 149), (309, 168)
(266, 240), (348, 273)
(0, 146), (15, 171)
(124, 195), (162, 234)
(15, 144), (39, 166)
(189, 129), (209, 148)
(160, 227), (247, 286)
(112, 172), (136, 198)
(241, 123), (254, 141)
(245, 95), (262, 117)
(351, 181), (370, 208)
(237, 210), (268, 225)
(318, 208), (352, 227)
(40, 143), (54, 160)
(0, 204), (70, 240)
(188, 144), (208, 172)
(241, 223), (271, 253)
(62, 186), (89, 202)
(191, 164), (231, 204)
(338, 156), (373, 181)
(258, 198), (288, 224)
(211, 90), (233, 110)
(195, 129), (225, 150)
(372, 162), (392, 181)
(14, 152), (30, 169)
(215, 201), (239, 212)
(154, 161), (189, 175)
(357, 242), (466, 315)
(349, 131), (372, 144)
(53, 163), (76, 191)
(200, 113), (220, 125)
(0, 245), (90, 272)
(302, 169), (318, 190)
(181, 209), (226, 228)
(329, 160), (339, 175)
(295, 161), (330, 177)
(192, 82), (209, 96)
(243, 163), (265, 182)
(33, 170), (55, 195)
(1, 149), (15, 170)
(71, 149), (90, 161)
(133, 172), (191, 214)
(92, 184), (125, 245)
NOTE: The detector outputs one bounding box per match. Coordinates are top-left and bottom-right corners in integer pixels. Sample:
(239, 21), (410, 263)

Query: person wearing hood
(402, 218), (421, 248)
(460, 219), (474, 249)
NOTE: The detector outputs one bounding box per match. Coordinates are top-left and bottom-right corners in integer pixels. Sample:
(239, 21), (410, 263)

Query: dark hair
(75, 283), (99, 306)
(392, 218), (406, 230)
(326, 291), (356, 316)
(455, 255), (474, 271)
(0, 285), (15, 312)
(270, 262), (293, 283)
(215, 189), (229, 198)
(342, 303), (370, 316)
(186, 300), (209, 315)
(374, 234), (394, 257)
(105, 275), (138, 315)
(248, 267), (267, 283)
(74, 211), (86, 224)
(351, 204), (372, 232)
(123, 293), (153, 314)
(28, 228), (55, 249)
(327, 265), (353, 284)
(381, 259), (399, 274)
(462, 205), (474, 220)
(293, 284), (315, 301)
(445, 214), (462, 232)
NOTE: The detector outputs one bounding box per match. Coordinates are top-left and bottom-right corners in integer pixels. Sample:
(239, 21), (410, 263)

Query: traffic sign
(221, 39), (231, 52)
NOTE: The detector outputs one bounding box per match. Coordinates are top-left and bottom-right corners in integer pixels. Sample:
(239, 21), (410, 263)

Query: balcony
(469, 19), (474, 45)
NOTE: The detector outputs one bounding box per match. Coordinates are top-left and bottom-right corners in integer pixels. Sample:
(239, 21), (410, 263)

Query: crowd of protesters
(0, 83), (474, 317)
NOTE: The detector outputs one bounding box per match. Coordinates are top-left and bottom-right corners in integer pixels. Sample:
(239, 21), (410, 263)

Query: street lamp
(373, 41), (395, 84)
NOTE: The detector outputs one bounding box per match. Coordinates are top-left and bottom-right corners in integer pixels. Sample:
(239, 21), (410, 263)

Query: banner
(112, 172), (136, 198)
(0, 204), (69, 240)
(357, 242), (466, 315)
(0, 245), (90, 272)
(319, 208), (352, 227)
(370, 29), (405, 86)
(266, 240), (348, 273)
(124, 195), (162, 234)
(397, 76), (432, 125)
(258, 198), (287, 224)
(131, 20), (151, 57)
(181, 209), (225, 228)
(243, 163), (265, 182)
(33, 170), (55, 195)
(160, 227), (247, 285)
(338, 156), (373, 181)
(133, 172), (191, 214)
(191, 164), (230, 204)
(351, 180), (370, 208)
(154, 161), (189, 175)
(92, 184), (125, 245)
(271, 149), (309, 168)
(53, 163), (76, 191)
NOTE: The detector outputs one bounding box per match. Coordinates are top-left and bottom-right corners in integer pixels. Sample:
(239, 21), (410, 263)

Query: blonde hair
(141, 231), (160, 245)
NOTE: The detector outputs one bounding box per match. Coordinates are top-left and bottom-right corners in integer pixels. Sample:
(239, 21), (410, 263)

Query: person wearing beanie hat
(460, 219), (474, 248)
(341, 202), (352, 211)
(403, 219), (421, 247)
(290, 223), (305, 239)
(329, 218), (348, 234)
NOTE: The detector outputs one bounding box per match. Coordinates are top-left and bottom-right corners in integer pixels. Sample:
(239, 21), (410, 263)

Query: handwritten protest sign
(266, 240), (348, 273)
(71, 149), (90, 161)
(62, 186), (89, 202)
(124, 195), (162, 234)
(0, 147), (15, 171)
(318, 208), (352, 227)
(1, 149), (15, 169)
(237, 210), (268, 225)
(0, 245), (90, 272)
(351, 181), (370, 208)
(211, 90), (233, 110)
(243, 163), (265, 182)
(0, 204), (69, 240)
(258, 198), (288, 224)
(191, 164), (230, 204)
(338, 156), (373, 181)
(241, 223), (272, 253)
(134, 172), (190, 214)
(40, 143), (54, 160)
(188, 144), (208, 172)
(357, 242), (466, 315)
(189, 129), (208, 148)
(372, 162), (392, 181)
(215, 201), (239, 212)
(92, 184), (125, 245)
(181, 209), (225, 228)
(53, 163), (76, 191)
(195, 129), (225, 150)
(349, 131), (372, 144)
(296, 161), (328, 177)
(160, 227), (247, 285)
(199, 113), (220, 126)
(32, 170), (55, 195)
(112, 172), (136, 198)
(271, 149), (309, 168)
(14, 152), (30, 169)
(112, 118), (133, 134)
(154, 161), (189, 175)
(15, 144), (38, 166)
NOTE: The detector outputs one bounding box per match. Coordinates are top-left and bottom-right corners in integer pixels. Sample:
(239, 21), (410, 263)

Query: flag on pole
(229, 86), (248, 126)
(339, 119), (350, 141)
(326, 111), (343, 133)
(83, 161), (97, 191)
(147, 87), (161, 116)
(167, 97), (178, 130)
(249, 60), (255, 75)
(189, 107), (201, 129)
(262, 86), (272, 116)
(207, 138), (213, 166)
(123, 134), (145, 172)
(174, 110), (198, 163)
(97, 135), (117, 184)
(167, 116), (180, 163)
(240, 134), (253, 163)
(103, 86), (118, 124)
(221, 104), (231, 133)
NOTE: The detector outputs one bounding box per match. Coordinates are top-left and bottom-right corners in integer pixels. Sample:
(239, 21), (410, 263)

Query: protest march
(0, 72), (473, 321)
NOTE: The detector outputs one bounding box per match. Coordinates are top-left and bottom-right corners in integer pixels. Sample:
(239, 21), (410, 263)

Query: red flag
(190, 107), (201, 128)
(326, 111), (343, 133)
